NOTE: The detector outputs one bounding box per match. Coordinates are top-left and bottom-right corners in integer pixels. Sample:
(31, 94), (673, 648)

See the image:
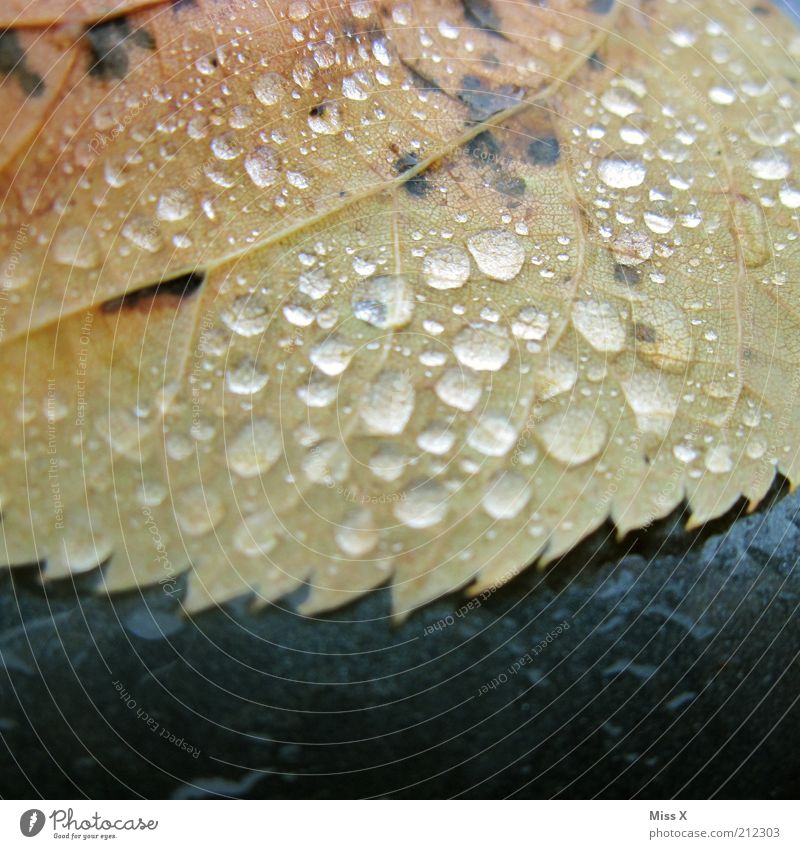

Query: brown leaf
(1, 0), (799, 620)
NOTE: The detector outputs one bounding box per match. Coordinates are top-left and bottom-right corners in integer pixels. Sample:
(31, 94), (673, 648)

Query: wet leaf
(2, 0), (800, 620)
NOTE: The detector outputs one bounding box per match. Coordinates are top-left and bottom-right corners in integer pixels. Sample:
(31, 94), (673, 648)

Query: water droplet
(351, 274), (414, 328)
(298, 373), (337, 407)
(175, 486), (224, 536)
(538, 408), (608, 467)
(482, 470), (531, 520)
(211, 133), (241, 161)
(360, 370), (415, 435)
(336, 508), (379, 557)
(221, 295), (270, 337)
(601, 87), (640, 118)
(298, 267), (331, 300)
(244, 145), (279, 187)
(598, 156), (646, 189)
(748, 149), (791, 181)
(468, 411), (518, 456)
(704, 444), (733, 474)
(309, 335), (354, 376)
(302, 440), (350, 484)
(454, 322), (511, 371)
(253, 72), (287, 106)
(435, 368), (482, 411)
(122, 217), (163, 253)
(779, 184), (800, 208)
(539, 352), (578, 400)
(612, 229), (653, 265)
(708, 84), (736, 105)
(422, 245), (471, 289)
(369, 443), (407, 481)
(156, 187), (193, 221)
(512, 307), (550, 341)
(467, 229), (525, 281)
(395, 479), (448, 528)
(225, 356), (269, 394)
(308, 102), (343, 134)
(227, 419), (281, 477)
(52, 227), (100, 268)
(234, 512), (279, 557)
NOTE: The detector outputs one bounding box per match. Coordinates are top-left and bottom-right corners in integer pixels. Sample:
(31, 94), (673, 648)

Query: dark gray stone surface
(1, 480), (797, 799)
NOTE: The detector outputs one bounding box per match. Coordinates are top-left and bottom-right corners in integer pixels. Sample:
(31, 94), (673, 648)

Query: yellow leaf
(1, 0), (799, 620)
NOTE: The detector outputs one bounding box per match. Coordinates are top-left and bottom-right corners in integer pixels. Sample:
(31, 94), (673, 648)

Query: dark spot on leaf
(172, 0), (197, 10)
(399, 58), (443, 95)
(527, 136), (560, 165)
(309, 104), (324, 117)
(87, 17), (155, 80)
(0, 30), (44, 96)
(589, 0), (615, 14)
(461, 0), (507, 38)
(751, 4), (770, 14)
(588, 51), (604, 71)
(394, 152), (419, 174)
(457, 75), (525, 122)
(634, 322), (657, 344)
(494, 173), (526, 197)
(466, 130), (502, 165)
(393, 152), (430, 196)
(404, 173), (431, 197)
(101, 271), (205, 313)
(615, 263), (641, 285)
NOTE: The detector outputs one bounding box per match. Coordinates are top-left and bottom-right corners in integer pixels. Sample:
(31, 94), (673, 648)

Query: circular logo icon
(19, 810), (45, 837)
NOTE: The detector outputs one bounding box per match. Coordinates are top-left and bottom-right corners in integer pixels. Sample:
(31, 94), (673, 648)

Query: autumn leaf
(2, 0), (800, 621)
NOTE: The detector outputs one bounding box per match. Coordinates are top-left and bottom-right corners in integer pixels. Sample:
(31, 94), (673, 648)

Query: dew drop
(253, 72), (287, 106)
(52, 227), (100, 269)
(422, 245), (471, 289)
(360, 370), (415, 435)
(537, 408), (608, 467)
(351, 274), (414, 328)
(156, 187), (193, 222)
(227, 418), (281, 477)
(748, 149), (791, 181)
(435, 368), (483, 411)
(395, 479), (448, 528)
(336, 508), (379, 557)
(482, 470), (531, 520)
(221, 295), (270, 337)
(417, 421), (455, 455)
(598, 156), (646, 189)
(309, 335), (354, 376)
(467, 230), (525, 281)
(453, 322), (511, 371)
(225, 357), (269, 394)
(468, 411), (518, 457)
(244, 146), (279, 188)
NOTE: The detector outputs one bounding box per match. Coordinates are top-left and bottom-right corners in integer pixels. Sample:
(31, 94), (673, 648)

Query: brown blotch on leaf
(0, 30), (44, 96)
(634, 322), (657, 344)
(87, 17), (156, 80)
